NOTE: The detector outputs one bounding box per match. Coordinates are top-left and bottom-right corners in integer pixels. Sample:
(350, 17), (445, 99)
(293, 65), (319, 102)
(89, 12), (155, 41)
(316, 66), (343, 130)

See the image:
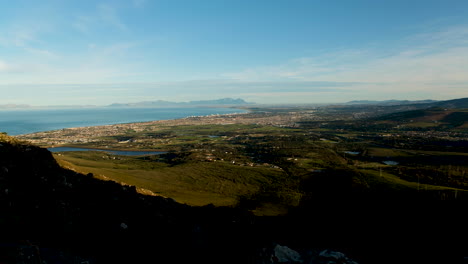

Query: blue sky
(1, 0), (468, 105)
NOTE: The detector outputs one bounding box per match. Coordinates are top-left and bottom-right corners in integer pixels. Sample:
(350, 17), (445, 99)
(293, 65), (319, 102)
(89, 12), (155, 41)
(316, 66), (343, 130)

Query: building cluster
(17, 111), (319, 147)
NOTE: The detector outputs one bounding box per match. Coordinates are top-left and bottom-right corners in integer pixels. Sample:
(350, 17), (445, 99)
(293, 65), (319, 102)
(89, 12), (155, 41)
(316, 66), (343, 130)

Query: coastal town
(17, 109), (320, 147)
(17, 103), (467, 153)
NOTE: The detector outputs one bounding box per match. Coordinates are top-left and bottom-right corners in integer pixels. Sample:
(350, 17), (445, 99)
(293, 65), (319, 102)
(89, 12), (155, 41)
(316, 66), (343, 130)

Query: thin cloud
(73, 4), (130, 34)
(72, 15), (93, 34)
(0, 20), (58, 63)
(0, 60), (40, 74)
(0, 60), (13, 72)
(0, 15), (57, 48)
(132, 0), (147, 8)
(98, 4), (128, 31)
(408, 24), (468, 48)
(222, 24), (468, 100)
(0, 28), (37, 48)
(23, 47), (58, 58)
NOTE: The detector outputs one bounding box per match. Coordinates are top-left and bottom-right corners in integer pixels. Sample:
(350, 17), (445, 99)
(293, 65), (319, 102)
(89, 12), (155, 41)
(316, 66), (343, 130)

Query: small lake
(344, 151), (360, 155)
(48, 147), (167, 156)
(382, 160), (399, 165)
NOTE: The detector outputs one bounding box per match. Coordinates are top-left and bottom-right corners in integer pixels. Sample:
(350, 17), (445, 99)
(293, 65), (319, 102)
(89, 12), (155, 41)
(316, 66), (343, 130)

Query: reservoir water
(343, 151), (360, 155)
(0, 107), (246, 135)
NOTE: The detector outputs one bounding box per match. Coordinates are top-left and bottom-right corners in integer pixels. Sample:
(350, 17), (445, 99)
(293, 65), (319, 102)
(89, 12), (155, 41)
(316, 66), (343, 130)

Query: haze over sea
(0, 107), (246, 136)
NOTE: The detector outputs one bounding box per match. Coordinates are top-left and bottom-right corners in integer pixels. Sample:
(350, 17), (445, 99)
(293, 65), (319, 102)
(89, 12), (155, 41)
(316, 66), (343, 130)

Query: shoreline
(3, 106), (250, 136)
(16, 110), (258, 148)
(15, 106), (321, 149)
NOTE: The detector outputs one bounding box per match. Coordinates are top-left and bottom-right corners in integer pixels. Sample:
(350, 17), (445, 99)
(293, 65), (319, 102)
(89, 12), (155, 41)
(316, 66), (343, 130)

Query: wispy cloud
(72, 4), (129, 34)
(72, 15), (93, 34)
(0, 27), (37, 48)
(98, 4), (128, 31)
(408, 24), (468, 48)
(222, 48), (373, 81)
(222, 24), (468, 101)
(132, 0), (147, 8)
(23, 47), (57, 58)
(0, 60), (13, 72)
(2, 11), (468, 105)
(0, 18), (59, 62)
(0, 60), (44, 74)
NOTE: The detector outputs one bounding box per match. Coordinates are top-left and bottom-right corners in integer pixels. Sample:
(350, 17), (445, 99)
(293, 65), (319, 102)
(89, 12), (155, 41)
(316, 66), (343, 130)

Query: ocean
(0, 107), (247, 136)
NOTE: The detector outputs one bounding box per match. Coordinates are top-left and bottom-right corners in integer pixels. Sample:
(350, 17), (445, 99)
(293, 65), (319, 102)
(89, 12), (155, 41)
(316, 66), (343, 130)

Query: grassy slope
(54, 144), (467, 213)
(374, 108), (468, 129)
(54, 151), (288, 207)
(40, 106), (467, 215)
(359, 168), (461, 191)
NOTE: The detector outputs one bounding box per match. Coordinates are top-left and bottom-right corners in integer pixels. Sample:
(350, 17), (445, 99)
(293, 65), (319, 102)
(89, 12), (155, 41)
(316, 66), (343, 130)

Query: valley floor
(16, 105), (468, 215)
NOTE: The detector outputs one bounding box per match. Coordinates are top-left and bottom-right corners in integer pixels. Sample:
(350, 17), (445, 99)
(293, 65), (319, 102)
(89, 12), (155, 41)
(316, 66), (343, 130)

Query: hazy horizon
(1, 0), (468, 105)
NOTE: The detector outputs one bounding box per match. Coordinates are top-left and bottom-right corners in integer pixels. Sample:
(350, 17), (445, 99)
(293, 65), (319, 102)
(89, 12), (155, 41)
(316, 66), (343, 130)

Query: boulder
(273, 244), (303, 263)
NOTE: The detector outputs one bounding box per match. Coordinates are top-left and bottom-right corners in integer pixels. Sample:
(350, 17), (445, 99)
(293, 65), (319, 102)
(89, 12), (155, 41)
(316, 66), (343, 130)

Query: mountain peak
(107, 98), (253, 107)
(188, 98), (251, 105)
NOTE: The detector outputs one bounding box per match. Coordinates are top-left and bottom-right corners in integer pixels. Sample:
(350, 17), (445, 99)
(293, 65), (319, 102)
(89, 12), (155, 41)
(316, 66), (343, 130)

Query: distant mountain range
(107, 98), (253, 108)
(345, 98), (468, 109)
(430, 97), (468, 109)
(0, 98), (253, 109)
(345, 99), (438, 105)
(2, 97), (467, 110)
(0, 104), (33, 109)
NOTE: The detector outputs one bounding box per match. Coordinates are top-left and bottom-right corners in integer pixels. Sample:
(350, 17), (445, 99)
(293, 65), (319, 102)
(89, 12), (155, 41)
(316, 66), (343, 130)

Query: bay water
(0, 107), (246, 136)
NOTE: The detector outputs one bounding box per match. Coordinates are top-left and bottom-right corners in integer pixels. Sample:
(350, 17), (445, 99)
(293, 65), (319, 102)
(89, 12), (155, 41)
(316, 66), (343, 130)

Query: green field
(53, 128), (467, 216)
(55, 151), (293, 211)
(33, 106), (467, 215)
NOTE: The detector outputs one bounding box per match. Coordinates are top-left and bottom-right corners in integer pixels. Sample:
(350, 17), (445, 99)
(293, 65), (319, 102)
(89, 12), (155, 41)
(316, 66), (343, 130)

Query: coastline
(16, 109), (254, 148)
(2, 106), (249, 136)
(15, 107), (319, 149)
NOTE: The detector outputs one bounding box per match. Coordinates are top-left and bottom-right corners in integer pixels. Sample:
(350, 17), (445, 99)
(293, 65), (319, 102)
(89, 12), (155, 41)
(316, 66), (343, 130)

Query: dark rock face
(0, 139), (232, 263)
(0, 139), (280, 263)
(0, 138), (466, 264)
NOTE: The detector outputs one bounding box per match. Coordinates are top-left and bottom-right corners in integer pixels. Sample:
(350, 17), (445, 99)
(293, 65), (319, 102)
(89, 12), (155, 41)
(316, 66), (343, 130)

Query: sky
(1, 0), (468, 105)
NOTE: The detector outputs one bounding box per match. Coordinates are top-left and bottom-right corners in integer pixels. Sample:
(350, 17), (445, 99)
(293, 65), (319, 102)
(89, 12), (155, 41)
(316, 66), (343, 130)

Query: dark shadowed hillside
(1, 134), (466, 263)
(371, 107), (468, 130)
(432, 97), (468, 109)
(346, 97), (468, 109)
(0, 134), (259, 264)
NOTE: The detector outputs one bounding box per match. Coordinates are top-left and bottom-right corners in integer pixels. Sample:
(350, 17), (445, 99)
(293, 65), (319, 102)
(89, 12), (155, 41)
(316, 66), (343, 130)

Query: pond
(382, 160), (399, 165)
(48, 147), (167, 156)
(344, 151), (361, 155)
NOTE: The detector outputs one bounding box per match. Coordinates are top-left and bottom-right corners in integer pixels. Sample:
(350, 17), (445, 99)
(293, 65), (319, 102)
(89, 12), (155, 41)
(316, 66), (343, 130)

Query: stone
(273, 244), (303, 263)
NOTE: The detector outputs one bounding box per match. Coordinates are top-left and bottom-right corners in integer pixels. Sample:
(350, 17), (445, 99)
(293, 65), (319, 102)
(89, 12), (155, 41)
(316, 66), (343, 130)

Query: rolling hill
(373, 107), (468, 130)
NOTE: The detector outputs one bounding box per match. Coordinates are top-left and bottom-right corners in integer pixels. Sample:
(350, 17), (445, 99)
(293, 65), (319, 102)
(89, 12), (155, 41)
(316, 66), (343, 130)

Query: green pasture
(54, 151), (289, 208)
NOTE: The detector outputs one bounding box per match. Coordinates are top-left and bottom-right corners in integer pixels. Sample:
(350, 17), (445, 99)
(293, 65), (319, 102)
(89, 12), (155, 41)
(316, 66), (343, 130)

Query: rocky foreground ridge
(0, 134), (466, 263)
(0, 134), (361, 263)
